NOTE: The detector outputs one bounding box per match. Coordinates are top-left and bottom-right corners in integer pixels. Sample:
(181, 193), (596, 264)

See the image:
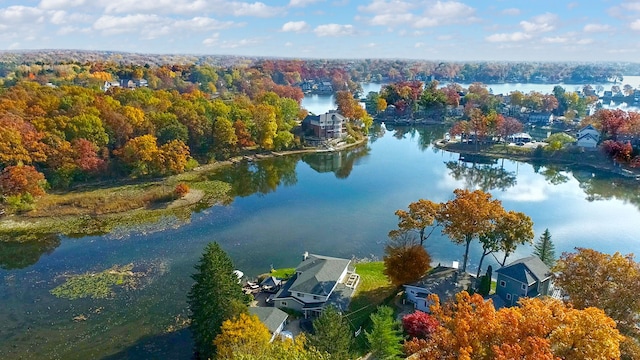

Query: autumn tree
(388, 199), (440, 246)
(188, 242), (249, 359)
(0, 165), (47, 198)
(366, 306), (403, 359)
(532, 228), (555, 268)
(308, 306), (354, 359)
(402, 311), (439, 339)
(406, 291), (623, 360)
(436, 189), (503, 272)
(553, 248), (640, 335)
(485, 210), (534, 269)
(383, 233), (431, 286)
(213, 313), (271, 359)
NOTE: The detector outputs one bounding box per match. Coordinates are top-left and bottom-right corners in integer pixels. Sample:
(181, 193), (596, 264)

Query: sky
(1, 0), (640, 61)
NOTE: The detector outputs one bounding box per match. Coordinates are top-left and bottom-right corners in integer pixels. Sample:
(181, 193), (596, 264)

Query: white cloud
(631, 19), (640, 30)
(428, 1), (474, 18)
(49, 10), (93, 25)
(284, 41), (293, 47)
(363, 42), (377, 48)
(313, 23), (355, 37)
(358, 0), (415, 15)
(576, 38), (594, 45)
(520, 13), (557, 33)
(369, 13), (413, 26)
(202, 33), (220, 46)
(0, 6), (45, 24)
(232, 2), (281, 17)
(583, 23), (612, 32)
(501, 8), (520, 16)
(288, 0), (322, 7)
(542, 36), (568, 43)
(622, 2), (640, 12)
(485, 32), (531, 42)
(414, 42), (426, 48)
(102, 0), (208, 14)
(39, 0), (85, 10)
(93, 14), (161, 35)
(281, 21), (309, 32)
(174, 17), (237, 31)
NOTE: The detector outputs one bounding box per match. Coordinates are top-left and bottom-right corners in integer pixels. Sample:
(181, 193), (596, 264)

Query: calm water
(3, 94), (640, 359)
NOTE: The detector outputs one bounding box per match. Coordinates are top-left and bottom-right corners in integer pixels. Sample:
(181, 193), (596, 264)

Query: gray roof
(249, 307), (288, 334)
(405, 266), (474, 304)
(289, 254), (350, 296)
(260, 276), (282, 287)
(496, 256), (551, 285)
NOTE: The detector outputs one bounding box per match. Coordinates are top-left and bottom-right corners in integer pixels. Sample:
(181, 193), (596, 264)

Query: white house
(272, 252), (359, 318)
(577, 124), (600, 142)
(576, 124), (600, 150)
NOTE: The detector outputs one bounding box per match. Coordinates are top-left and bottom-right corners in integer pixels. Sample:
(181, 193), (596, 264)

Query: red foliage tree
(0, 165), (46, 197)
(402, 311), (439, 339)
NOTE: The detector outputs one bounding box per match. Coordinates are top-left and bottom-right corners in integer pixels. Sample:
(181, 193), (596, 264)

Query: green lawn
(269, 267), (296, 280)
(346, 261), (397, 353)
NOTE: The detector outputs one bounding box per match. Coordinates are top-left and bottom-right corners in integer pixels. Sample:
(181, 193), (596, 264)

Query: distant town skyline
(1, 1), (639, 62)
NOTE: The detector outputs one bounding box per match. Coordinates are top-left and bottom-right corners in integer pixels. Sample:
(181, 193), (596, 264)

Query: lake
(3, 93), (640, 359)
(301, 78), (640, 115)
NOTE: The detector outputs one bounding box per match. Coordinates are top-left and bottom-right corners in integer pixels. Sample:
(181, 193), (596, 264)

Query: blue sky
(1, 0), (639, 61)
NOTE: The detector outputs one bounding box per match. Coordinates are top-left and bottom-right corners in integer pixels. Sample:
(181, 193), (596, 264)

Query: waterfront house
(249, 307), (289, 342)
(272, 252), (359, 318)
(260, 276), (282, 293)
(305, 110), (347, 140)
(577, 133), (599, 149)
(404, 265), (474, 312)
(577, 124), (600, 142)
(576, 124), (600, 149)
(495, 256), (552, 307)
(507, 132), (532, 144)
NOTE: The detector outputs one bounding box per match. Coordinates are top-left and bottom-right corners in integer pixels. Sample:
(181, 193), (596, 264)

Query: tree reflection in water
(302, 145), (370, 179)
(0, 235), (61, 270)
(445, 158), (517, 192)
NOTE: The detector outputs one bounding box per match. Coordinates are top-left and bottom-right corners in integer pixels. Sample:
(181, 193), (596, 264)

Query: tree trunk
(462, 236), (472, 272)
(476, 250), (490, 279)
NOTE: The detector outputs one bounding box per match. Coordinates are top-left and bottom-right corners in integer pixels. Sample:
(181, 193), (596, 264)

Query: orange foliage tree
(436, 189), (504, 272)
(405, 291), (623, 360)
(0, 165), (46, 197)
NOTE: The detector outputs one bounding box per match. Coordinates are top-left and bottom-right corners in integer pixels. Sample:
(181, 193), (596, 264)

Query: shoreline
(433, 139), (640, 179)
(0, 138), (368, 243)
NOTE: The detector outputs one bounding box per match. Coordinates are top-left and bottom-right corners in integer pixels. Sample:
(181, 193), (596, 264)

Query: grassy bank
(346, 261), (397, 353)
(0, 167), (233, 242)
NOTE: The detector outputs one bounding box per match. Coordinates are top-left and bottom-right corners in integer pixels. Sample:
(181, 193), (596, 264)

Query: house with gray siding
(272, 252), (359, 318)
(249, 307), (288, 342)
(495, 256), (552, 307)
(404, 266), (474, 313)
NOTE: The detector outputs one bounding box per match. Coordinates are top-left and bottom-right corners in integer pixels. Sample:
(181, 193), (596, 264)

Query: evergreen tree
(533, 228), (556, 268)
(365, 306), (403, 359)
(308, 306), (354, 359)
(188, 242), (249, 360)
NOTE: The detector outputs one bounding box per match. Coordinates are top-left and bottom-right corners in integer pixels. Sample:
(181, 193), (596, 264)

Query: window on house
(499, 280), (506, 287)
(313, 296), (319, 300)
(281, 301), (287, 306)
(521, 284), (527, 291)
(506, 294), (511, 300)
(298, 293), (304, 298)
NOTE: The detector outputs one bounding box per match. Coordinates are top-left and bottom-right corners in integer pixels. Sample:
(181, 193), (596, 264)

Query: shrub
(174, 183), (190, 198)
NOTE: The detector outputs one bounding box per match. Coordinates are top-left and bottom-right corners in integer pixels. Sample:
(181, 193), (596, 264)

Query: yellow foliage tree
(214, 313), (272, 359)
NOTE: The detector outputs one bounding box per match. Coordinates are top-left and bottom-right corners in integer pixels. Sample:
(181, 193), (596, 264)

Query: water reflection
(0, 235), (60, 270)
(445, 160), (517, 192)
(573, 169), (640, 207)
(210, 155), (299, 197)
(302, 145), (371, 179)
